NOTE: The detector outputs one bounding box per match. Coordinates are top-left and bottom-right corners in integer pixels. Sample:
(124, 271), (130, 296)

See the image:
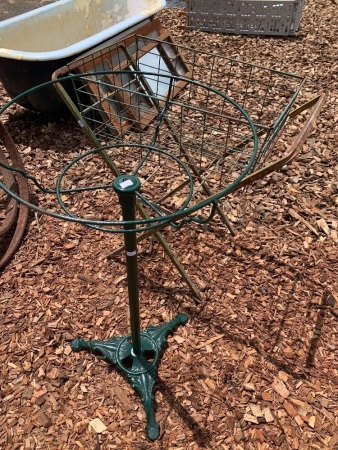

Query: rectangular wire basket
(53, 21), (305, 206)
(54, 21), (304, 150)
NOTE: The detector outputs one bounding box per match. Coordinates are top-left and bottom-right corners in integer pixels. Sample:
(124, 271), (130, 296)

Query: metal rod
(54, 78), (204, 300)
(113, 176), (142, 356)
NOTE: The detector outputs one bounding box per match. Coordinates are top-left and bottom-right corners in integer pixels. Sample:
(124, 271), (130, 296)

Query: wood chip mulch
(1, 1), (338, 449)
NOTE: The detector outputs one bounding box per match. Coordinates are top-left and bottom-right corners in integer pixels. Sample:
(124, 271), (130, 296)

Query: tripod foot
(71, 313), (188, 440)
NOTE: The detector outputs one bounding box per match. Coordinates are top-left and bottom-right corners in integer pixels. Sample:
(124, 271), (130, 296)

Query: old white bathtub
(0, 0), (166, 112)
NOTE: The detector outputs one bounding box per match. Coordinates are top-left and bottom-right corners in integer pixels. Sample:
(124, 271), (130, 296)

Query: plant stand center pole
(113, 175), (142, 356)
(71, 175), (188, 441)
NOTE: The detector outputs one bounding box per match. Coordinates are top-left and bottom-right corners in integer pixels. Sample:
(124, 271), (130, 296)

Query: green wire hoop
(0, 71), (258, 233)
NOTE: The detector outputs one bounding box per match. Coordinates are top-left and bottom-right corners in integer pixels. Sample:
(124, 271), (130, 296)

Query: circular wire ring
(0, 71), (258, 233)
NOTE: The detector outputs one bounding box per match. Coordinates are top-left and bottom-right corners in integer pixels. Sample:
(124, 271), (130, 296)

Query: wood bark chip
(89, 418), (107, 434)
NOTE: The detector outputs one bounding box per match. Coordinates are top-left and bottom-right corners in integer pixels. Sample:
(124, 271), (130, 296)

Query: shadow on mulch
(4, 109), (80, 153)
(129, 233), (337, 387)
(158, 378), (212, 446)
(83, 333), (212, 448)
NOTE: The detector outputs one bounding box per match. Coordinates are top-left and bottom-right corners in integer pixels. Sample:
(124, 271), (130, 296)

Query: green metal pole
(72, 173), (188, 440)
(113, 175), (142, 356)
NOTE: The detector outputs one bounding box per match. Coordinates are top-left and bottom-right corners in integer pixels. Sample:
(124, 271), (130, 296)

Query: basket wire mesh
(53, 33), (304, 228)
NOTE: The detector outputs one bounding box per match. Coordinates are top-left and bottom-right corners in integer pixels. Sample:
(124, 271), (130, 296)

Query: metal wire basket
(53, 29), (305, 168)
(50, 31), (305, 230)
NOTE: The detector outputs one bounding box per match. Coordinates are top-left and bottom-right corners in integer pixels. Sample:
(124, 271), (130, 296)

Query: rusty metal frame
(228, 94), (327, 193)
(0, 121), (30, 269)
(105, 93), (326, 259)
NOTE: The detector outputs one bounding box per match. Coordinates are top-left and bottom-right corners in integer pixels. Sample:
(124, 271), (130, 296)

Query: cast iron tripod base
(71, 313), (188, 440)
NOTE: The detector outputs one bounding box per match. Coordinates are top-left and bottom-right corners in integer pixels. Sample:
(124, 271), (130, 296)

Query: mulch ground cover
(0, 1), (337, 449)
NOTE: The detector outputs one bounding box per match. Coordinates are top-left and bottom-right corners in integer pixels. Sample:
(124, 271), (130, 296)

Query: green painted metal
(70, 175), (188, 440)
(114, 176), (142, 355)
(50, 82), (204, 302)
(71, 313), (188, 440)
(0, 73), (259, 233)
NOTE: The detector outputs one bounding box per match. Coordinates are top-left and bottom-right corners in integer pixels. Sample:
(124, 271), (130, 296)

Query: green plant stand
(0, 70), (260, 440)
(71, 175), (188, 440)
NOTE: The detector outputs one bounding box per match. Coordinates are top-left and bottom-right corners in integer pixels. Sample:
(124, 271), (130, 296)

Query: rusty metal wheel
(0, 121), (30, 269)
